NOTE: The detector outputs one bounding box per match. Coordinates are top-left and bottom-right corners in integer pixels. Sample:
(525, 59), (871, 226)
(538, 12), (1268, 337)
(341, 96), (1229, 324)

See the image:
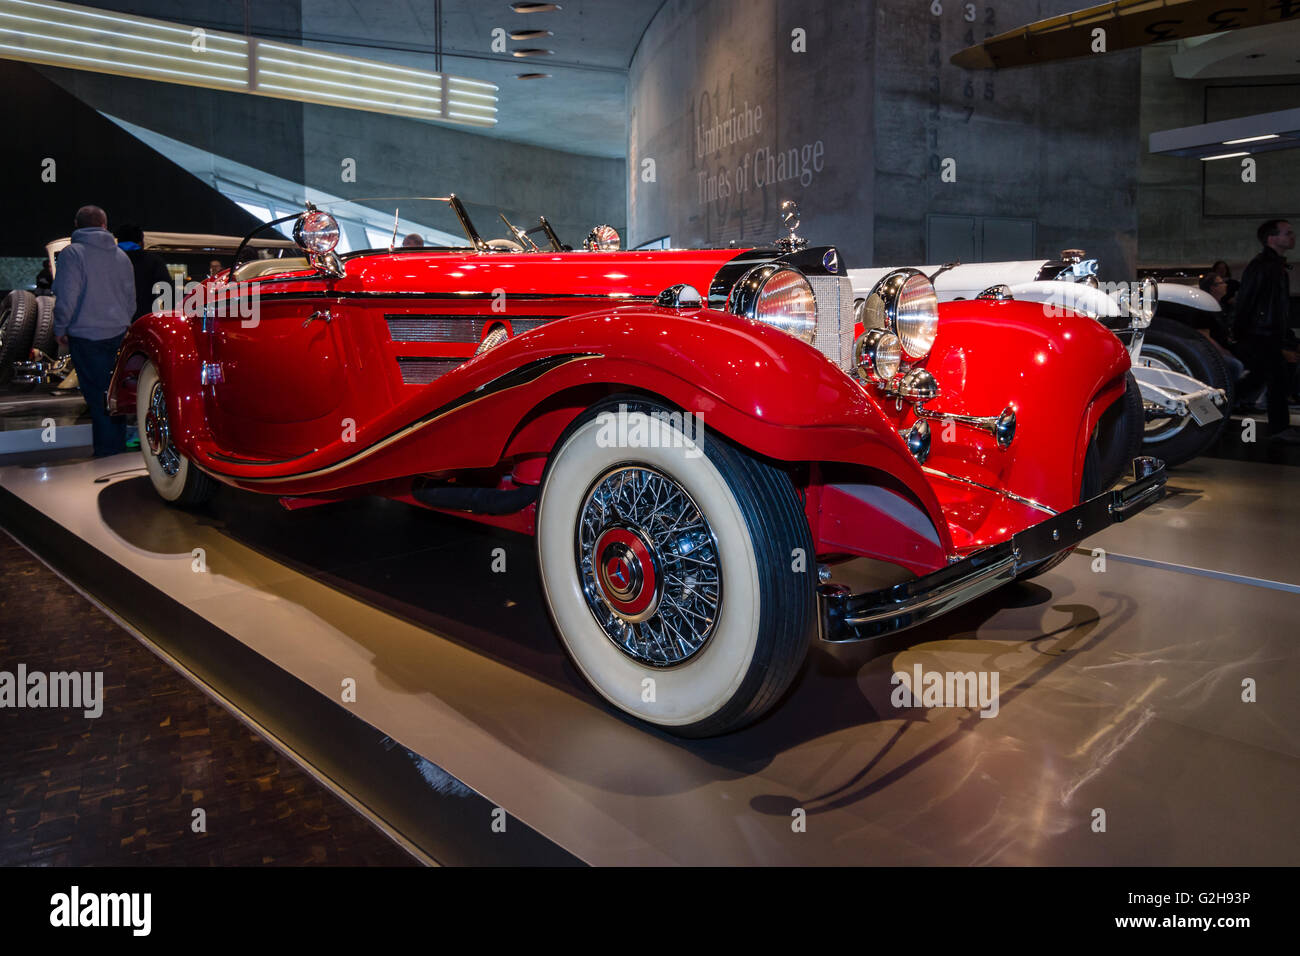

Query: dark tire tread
(0, 290), (38, 385)
(1139, 318), (1234, 468)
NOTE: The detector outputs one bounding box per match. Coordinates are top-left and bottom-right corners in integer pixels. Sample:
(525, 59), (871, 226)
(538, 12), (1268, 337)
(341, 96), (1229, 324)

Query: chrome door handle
(303, 309), (333, 328)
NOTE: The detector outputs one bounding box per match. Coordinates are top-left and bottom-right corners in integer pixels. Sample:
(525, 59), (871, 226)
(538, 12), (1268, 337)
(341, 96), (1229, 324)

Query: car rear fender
(106, 313), (210, 450)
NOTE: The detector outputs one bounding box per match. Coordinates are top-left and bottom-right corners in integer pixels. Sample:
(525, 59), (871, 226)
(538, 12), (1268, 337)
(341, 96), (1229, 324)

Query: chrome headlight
(1136, 277), (1158, 328)
(585, 224), (620, 252)
(1113, 284), (1132, 316)
(853, 328), (902, 382)
(726, 264), (816, 345)
(293, 209), (340, 255)
(860, 269), (938, 359)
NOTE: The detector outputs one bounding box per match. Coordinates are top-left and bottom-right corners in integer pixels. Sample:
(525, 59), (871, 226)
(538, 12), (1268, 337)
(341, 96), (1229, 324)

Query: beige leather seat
(232, 257), (311, 281)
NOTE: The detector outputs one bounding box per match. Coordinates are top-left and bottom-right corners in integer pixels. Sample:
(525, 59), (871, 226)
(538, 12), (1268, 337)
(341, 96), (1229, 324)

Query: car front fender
(919, 299), (1130, 527)
(202, 304), (954, 553)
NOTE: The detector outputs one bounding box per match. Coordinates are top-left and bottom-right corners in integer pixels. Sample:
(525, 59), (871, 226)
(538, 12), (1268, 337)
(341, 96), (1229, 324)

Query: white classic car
(849, 254), (1233, 468)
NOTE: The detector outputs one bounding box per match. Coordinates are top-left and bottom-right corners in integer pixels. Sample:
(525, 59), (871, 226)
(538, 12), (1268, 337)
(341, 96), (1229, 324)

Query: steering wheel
(486, 238), (525, 253)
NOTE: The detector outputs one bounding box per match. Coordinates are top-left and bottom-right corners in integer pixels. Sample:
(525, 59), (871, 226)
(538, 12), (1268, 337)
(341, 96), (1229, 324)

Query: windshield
(224, 195), (578, 280)
(313, 195), (569, 253)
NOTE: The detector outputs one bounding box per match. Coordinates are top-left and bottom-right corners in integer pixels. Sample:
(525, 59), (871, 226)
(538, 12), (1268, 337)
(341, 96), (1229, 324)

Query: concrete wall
(1137, 46), (1300, 273)
(628, 0), (1142, 278)
(301, 107), (625, 247)
(628, 0), (876, 263)
(871, 0), (1141, 278)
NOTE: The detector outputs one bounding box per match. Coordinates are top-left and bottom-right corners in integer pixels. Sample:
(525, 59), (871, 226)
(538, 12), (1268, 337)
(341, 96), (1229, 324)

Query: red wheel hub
(592, 527), (659, 621)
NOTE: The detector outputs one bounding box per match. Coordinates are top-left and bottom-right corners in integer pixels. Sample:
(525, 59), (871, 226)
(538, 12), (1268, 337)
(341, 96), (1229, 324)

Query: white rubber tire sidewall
(537, 412), (762, 728)
(136, 360), (192, 502)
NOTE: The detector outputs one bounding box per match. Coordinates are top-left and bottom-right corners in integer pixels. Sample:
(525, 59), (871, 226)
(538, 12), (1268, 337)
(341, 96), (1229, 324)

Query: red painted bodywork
(108, 245), (1129, 577)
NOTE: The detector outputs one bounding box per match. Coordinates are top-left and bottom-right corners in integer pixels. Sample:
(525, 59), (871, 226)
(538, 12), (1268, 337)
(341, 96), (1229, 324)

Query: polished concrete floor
(0, 452), (1296, 865)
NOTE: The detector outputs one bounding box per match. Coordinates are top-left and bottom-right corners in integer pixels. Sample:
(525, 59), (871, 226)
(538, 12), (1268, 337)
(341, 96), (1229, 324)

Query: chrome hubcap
(1140, 344), (1194, 442)
(576, 466), (722, 667)
(146, 382), (180, 476)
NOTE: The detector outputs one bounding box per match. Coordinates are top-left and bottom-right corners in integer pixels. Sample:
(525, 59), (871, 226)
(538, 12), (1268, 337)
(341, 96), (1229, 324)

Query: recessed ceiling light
(1200, 151), (1249, 161)
(1223, 134), (1280, 145)
(512, 3), (561, 12)
(516, 72), (551, 80)
(510, 29), (553, 39)
(512, 48), (554, 57)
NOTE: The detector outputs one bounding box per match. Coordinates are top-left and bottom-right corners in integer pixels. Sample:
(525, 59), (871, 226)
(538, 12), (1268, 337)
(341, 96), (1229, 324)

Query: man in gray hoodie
(53, 205), (136, 457)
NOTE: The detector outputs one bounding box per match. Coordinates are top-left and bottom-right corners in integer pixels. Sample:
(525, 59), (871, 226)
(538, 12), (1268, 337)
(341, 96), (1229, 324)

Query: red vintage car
(106, 197), (1166, 736)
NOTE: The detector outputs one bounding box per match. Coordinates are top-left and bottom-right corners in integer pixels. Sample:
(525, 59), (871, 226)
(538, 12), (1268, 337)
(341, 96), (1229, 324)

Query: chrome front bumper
(817, 456), (1167, 643)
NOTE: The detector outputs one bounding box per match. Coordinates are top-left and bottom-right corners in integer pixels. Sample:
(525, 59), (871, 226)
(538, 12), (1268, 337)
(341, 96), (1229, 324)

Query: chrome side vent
(505, 318), (551, 334)
(386, 314), (563, 343)
(806, 274), (855, 371)
(397, 358), (465, 385)
(387, 316), (482, 343)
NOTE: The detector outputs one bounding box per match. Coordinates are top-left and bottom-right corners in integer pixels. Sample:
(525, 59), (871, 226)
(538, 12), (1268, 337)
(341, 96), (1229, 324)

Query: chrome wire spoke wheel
(538, 398), (812, 735)
(144, 381), (181, 476)
(1140, 344), (1194, 441)
(576, 465), (722, 668)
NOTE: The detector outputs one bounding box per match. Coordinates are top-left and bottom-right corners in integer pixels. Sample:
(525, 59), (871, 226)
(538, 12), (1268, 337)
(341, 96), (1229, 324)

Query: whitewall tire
(137, 359), (217, 507)
(536, 397), (814, 736)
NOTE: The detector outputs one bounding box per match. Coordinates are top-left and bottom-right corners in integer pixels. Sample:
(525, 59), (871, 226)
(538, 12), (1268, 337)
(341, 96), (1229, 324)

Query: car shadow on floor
(96, 475), (1130, 789)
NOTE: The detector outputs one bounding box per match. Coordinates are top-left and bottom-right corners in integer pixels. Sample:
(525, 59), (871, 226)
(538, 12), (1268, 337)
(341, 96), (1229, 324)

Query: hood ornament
(776, 200), (808, 253)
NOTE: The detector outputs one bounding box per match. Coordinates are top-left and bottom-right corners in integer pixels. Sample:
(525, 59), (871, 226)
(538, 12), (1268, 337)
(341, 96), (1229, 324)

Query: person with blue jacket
(52, 205), (136, 457)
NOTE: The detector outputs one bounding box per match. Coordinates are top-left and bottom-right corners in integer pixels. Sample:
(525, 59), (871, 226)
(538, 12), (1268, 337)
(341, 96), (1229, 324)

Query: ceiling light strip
(0, 10), (248, 57)
(0, 0), (496, 126)
(256, 81), (493, 121)
(0, 40), (248, 86)
(254, 63), (493, 113)
(8, 0), (203, 38)
(1222, 134), (1281, 145)
(0, 29), (248, 73)
(258, 54), (443, 91)
(259, 39), (497, 92)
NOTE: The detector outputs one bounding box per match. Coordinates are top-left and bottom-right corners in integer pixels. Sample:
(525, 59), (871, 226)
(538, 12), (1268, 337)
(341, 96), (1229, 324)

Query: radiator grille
(806, 275), (855, 371)
(397, 357), (465, 385)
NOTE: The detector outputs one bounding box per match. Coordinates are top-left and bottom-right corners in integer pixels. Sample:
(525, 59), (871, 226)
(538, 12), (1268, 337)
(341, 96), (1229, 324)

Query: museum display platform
(0, 388), (90, 457)
(1, 452), (1295, 865)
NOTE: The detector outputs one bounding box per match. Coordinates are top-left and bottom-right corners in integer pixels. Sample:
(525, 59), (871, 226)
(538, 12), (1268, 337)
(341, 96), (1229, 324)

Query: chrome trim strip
(921, 465), (1058, 516)
(217, 352), (603, 484)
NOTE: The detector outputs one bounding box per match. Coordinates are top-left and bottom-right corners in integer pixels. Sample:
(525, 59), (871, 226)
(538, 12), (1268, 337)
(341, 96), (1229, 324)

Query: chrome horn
(914, 404), (1017, 449)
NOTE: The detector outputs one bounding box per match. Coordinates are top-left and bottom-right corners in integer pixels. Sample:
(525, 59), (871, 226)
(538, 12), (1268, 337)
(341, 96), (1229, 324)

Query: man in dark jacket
(53, 205), (136, 457)
(1234, 219), (1297, 442)
(115, 223), (172, 320)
